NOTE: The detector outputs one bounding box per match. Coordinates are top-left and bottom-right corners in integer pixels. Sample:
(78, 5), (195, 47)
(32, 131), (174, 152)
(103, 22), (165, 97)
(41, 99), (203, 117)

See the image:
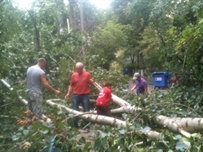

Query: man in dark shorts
(96, 82), (113, 117)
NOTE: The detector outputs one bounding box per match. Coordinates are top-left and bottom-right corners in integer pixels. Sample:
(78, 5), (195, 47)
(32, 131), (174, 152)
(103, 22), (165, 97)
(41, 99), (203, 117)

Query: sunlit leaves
(87, 20), (127, 69)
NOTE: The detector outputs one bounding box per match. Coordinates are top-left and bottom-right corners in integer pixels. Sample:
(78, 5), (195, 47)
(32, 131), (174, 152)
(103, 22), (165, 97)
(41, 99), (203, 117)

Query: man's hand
(65, 94), (69, 99)
(54, 90), (61, 95)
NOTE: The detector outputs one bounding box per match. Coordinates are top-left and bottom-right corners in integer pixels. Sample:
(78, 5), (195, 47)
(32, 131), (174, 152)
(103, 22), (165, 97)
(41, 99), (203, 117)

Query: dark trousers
(96, 106), (111, 117)
(72, 94), (90, 129)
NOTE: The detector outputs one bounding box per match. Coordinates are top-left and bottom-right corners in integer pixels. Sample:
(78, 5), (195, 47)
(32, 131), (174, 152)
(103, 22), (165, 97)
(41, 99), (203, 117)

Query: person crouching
(96, 82), (113, 117)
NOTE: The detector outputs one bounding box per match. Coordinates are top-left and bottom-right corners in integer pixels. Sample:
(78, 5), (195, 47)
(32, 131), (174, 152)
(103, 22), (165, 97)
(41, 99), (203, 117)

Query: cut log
(155, 115), (203, 133)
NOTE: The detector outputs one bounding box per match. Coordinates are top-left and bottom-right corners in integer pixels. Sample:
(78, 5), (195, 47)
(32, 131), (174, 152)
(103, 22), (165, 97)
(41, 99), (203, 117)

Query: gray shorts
(26, 91), (43, 119)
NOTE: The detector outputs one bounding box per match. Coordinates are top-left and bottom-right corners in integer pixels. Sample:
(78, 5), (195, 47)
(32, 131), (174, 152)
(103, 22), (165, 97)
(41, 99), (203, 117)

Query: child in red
(96, 82), (113, 116)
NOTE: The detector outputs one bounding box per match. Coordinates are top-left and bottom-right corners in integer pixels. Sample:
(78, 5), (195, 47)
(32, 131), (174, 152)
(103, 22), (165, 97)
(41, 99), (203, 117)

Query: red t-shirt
(70, 71), (92, 94)
(96, 87), (112, 106)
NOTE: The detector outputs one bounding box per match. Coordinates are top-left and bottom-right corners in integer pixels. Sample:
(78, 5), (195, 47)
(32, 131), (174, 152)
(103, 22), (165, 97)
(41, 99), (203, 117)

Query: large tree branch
(46, 99), (127, 127)
(155, 115), (203, 133)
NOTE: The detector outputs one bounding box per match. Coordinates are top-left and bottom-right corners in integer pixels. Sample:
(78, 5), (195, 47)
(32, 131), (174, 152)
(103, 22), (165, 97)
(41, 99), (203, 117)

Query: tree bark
(155, 115), (203, 133)
(110, 105), (142, 114)
(46, 99), (127, 127)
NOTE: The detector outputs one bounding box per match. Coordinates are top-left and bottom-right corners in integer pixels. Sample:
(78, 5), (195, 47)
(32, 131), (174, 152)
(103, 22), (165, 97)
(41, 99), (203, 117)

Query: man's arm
(89, 78), (94, 85)
(131, 84), (136, 91)
(40, 74), (61, 95)
(144, 87), (148, 93)
(65, 85), (73, 99)
(144, 82), (148, 93)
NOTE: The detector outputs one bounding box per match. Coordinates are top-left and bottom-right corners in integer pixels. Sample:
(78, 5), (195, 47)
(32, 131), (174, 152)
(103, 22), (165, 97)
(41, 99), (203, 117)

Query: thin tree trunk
(68, 0), (77, 29)
(28, 10), (41, 51)
(54, 0), (61, 34)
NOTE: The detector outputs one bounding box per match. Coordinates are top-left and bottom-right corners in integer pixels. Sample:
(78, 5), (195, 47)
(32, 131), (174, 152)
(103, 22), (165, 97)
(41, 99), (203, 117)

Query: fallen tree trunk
(46, 99), (127, 127)
(46, 99), (161, 140)
(77, 105), (142, 115)
(110, 105), (142, 114)
(155, 115), (203, 133)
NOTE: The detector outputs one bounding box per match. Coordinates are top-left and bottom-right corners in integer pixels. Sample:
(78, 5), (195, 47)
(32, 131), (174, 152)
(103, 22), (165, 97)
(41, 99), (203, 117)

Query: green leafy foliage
(87, 21), (128, 69)
(1, 0), (203, 151)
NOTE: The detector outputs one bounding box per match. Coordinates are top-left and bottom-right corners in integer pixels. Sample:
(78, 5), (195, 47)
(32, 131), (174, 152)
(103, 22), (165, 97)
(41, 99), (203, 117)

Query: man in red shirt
(96, 82), (113, 117)
(65, 62), (93, 133)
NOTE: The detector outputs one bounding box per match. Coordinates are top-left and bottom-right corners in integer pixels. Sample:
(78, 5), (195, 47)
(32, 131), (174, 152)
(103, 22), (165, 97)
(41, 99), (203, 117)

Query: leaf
(99, 131), (108, 138)
(176, 141), (190, 151)
(46, 136), (55, 142)
(199, 19), (203, 24)
(142, 126), (151, 134)
(78, 137), (86, 144)
(156, 150), (164, 152)
(40, 130), (49, 134)
(12, 135), (20, 141)
(57, 121), (65, 129)
(54, 148), (62, 152)
(23, 130), (29, 136)
(119, 129), (126, 134)
(32, 122), (42, 130)
(57, 110), (63, 115)
(174, 134), (182, 140)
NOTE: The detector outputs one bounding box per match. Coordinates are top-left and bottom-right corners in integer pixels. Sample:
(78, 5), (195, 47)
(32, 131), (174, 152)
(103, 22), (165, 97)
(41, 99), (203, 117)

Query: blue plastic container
(152, 72), (170, 87)
(123, 68), (128, 75)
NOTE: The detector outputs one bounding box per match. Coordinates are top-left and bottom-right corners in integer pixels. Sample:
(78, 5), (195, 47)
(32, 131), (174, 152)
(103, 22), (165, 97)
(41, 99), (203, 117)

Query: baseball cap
(133, 72), (140, 80)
